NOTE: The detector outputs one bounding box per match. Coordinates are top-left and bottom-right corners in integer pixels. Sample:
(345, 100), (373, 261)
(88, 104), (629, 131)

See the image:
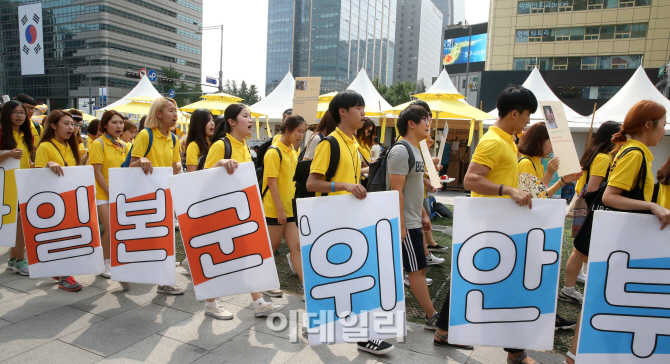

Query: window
(529, 29), (543, 42)
(539, 57), (554, 70)
(597, 56), (612, 69)
(570, 27), (585, 41)
(514, 55), (642, 71)
(568, 57), (582, 70)
(520, 0), (648, 13)
(588, 0), (603, 9)
(516, 30), (529, 43)
(556, 28), (571, 41)
(553, 57), (568, 70)
(542, 29), (555, 42)
(631, 23), (648, 38)
(525, 57), (539, 70)
(616, 24), (632, 38)
(518, 1), (531, 14)
(600, 25), (615, 39)
(573, 0), (588, 10)
(582, 56), (597, 69)
(619, 0), (634, 6)
(514, 58), (528, 70)
(612, 56), (628, 68)
(585, 26), (600, 40)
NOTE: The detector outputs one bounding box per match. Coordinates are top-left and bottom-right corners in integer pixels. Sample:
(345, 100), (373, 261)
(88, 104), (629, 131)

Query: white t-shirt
(370, 144), (381, 162)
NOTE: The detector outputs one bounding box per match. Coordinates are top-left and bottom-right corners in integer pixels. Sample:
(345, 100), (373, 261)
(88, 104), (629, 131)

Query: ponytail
(211, 103), (246, 141)
(612, 100), (666, 151)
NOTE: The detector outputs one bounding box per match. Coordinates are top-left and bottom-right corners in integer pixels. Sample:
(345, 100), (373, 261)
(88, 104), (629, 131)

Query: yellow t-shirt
(470, 126), (518, 198)
(35, 138), (77, 168)
(272, 134), (282, 144)
(575, 153), (611, 193)
(357, 138), (372, 163)
(89, 137), (130, 200)
(608, 139), (655, 202)
(262, 140), (297, 218)
(310, 127), (360, 197)
(656, 183), (670, 209)
(29, 120), (40, 140)
(12, 130), (31, 169)
(204, 135), (251, 168)
(518, 154), (544, 180)
(185, 141), (202, 167)
(131, 128), (180, 168)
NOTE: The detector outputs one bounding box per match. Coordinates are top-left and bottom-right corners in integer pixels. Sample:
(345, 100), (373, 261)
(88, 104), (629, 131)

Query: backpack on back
(121, 128), (176, 168)
(366, 140), (415, 192)
(196, 137), (232, 170)
(256, 146), (282, 198)
(255, 139), (274, 168)
(293, 135), (339, 199)
(33, 121), (42, 137)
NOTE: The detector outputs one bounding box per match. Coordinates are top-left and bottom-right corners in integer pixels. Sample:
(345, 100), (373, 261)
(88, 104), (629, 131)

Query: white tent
(421, 68), (464, 98)
(347, 68), (393, 115)
(486, 67), (584, 123)
(250, 72), (295, 119)
(96, 76), (162, 117)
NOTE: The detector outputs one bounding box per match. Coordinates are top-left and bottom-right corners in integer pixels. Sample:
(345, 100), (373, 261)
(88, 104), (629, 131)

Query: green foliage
(159, 66), (202, 106)
(222, 79), (261, 105)
(372, 79), (421, 106)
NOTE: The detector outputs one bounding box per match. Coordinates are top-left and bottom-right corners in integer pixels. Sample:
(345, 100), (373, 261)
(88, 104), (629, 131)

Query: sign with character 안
(296, 191), (406, 346)
(15, 166), (103, 278)
(577, 211), (670, 364)
(168, 162), (280, 301)
(448, 197), (564, 350)
(0, 158), (20, 247)
(109, 168), (175, 285)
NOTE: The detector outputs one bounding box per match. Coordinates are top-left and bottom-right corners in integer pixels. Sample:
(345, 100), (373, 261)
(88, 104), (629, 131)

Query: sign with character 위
(448, 197), (564, 350)
(297, 191), (405, 346)
(15, 166), (103, 278)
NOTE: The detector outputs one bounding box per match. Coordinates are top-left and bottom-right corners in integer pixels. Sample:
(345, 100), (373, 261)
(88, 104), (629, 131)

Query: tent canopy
(414, 69), (464, 100)
(250, 72), (294, 119)
(200, 92), (242, 102)
(386, 98), (492, 121)
(347, 68), (393, 115)
(98, 76), (162, 117)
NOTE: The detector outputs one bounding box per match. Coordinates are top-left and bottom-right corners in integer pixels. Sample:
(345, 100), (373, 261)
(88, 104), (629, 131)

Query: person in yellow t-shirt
(89, 110), (130, 280)
(656, 157), (670, 209)
(120, 120), (137, 147)
(204, 103), (285, 319)
(0, 100), (36, 277)
(263, 115), (305, 284)
(34, 110), (84, 292)
(355, 117), (375, 164)
(184, 109), (214, 172)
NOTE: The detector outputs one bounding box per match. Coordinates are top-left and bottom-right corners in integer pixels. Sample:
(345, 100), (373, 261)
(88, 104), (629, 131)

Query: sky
(201, 0), (491, 97)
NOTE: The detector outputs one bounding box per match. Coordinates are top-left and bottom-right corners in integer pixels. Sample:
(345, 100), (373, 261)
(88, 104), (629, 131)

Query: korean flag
(18, 3), (44, 75)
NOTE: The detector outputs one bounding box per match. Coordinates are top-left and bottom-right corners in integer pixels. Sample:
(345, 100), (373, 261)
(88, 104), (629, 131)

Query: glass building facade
(0, 0), (202, 110)
(265, 0), (397, 95)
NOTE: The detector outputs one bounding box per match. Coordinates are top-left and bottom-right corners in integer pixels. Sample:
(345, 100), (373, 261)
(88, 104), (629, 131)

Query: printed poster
(15, 166), (103, 278)
(540, 101), (581, 176)
(577, 211), (670, 364)
(448, 197), (565, 350)
(293, 77), (321, 124)
(109, 168), (175, 285)
(297, 191), (406, 346)
(168, 162), (279, 300)
(0, 158), (20, 247)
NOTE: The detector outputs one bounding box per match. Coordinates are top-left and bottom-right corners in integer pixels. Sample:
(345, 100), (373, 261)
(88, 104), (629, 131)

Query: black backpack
(293, 135), (340, 199)
(196, 137), (232, 170)
(366, 140), (415, 192)
(33, 121), (42, 136)
(298, 133), (325, 161)
(255, 139), (274, 168)
(257, 145), (282, 198)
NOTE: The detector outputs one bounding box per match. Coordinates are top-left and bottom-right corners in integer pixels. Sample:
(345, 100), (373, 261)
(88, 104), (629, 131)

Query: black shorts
(265, 217), (297, 226)
(573, 213), (593, 256)
(402, 228), (427, 273)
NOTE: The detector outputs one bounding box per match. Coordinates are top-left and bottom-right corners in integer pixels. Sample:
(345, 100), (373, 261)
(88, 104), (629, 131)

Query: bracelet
(559, 177), (565, 187)
(499, 184), (504, 196)
(331, 181), (335, 192)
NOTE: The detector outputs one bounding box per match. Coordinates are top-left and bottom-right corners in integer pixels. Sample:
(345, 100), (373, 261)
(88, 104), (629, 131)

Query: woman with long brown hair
(355, 117), (376, 164)
(301, 110), (338, 161)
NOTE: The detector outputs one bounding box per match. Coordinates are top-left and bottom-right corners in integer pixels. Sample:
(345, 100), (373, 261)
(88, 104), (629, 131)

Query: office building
(393, 0), (443, 87)
(431, 0), (465, 29)
(265, 0), (398, 95)
(0, 0), (203, 110)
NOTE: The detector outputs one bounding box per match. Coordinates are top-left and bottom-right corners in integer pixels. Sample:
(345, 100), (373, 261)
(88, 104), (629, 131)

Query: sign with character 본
(448, 197), (564, 350)
(577, 211), (670, 364)
(296, 191), (405, 346)
(109, 168), (175, 285)
(0, 158), (20, 247)
(15, 166), (103, 278)
(167, 162), (280, 301)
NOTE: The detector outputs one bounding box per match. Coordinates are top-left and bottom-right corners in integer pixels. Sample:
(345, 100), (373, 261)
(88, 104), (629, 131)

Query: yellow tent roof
(318, 91), (338, 101)
(200, 92), (243, 102)
(180, 99), (262, 117)
(127, 96), (157, 103)
(105, 101), (152, 115)
(386, 99), (492, 121)
(413, 89), (465, 100)
(64, 109), (96, 122)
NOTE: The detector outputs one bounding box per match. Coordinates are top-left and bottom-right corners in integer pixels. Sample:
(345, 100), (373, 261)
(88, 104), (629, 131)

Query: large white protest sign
(297, 191), (405, 346)
(18, 3), (44, 75)
(109, 168), (175, 285)
(168, 162), (279, 300)
(15, 166), (103, 278)
(0, 158), (20, 247)
(448, 197), (564, 350)
(577, 211), (670, 364)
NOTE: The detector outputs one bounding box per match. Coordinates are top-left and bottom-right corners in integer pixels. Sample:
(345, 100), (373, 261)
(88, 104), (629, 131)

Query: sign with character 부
(448, 197), (564, 350)
(0, 158), (20, 247)
(577, 211), (670, 364)
(297, 191), (406, 346)
(168, 162), (280, 300)
(15, 166), (103, 278)
(109, 168), (175, 285)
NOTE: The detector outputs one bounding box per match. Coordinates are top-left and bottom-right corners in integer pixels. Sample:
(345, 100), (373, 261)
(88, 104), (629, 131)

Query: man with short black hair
(13, 94), (39, 139)
(282, 108), (292, 121)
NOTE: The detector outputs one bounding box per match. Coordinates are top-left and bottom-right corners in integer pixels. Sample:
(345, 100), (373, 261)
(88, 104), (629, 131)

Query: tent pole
(586, 103), (597, 147)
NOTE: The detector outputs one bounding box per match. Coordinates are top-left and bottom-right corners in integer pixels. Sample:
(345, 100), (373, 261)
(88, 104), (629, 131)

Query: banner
(448, 197), (564, 350)
(293, 77), (321, 124)
(167, 162), (279, 300)
(577, 211), (670, 364)
(15, 166), (103, 278)
(18, 3), (44, 75)
(540, 101), (581, 176)
(0, 159), (20, 247)
(109, 168), (175, 285)
(297, 191), (406, 346)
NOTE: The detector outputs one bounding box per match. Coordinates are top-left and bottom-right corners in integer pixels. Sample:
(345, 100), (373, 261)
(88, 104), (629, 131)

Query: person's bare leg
(97, 204), (111, 260)
(284, 223), (303, 282)
(565, 248), (586, 288)
(407, 269), (436, 317)
(268, 225), (284, 253)
(565, 316), (581, 364)
(10, 217), (26, 260)
(424, 230), (437, 246)
(508, 352), (537, 364)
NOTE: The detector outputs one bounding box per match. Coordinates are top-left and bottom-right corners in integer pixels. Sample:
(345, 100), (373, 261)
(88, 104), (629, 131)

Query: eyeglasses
(421, 117), (432, 126)
(11, 111), (26, 116)
(73, 123), (82, 128)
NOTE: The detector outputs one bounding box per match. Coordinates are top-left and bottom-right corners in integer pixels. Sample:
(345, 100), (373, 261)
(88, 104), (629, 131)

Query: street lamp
(197, 25), (224, 92)
(462, 20), (473, 102)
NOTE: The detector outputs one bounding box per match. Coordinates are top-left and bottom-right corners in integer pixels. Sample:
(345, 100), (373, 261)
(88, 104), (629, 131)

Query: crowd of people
(1, 86), (669, 363)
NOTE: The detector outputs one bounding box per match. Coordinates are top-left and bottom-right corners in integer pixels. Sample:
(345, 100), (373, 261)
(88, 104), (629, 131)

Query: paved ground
(0, 245), (565, 364)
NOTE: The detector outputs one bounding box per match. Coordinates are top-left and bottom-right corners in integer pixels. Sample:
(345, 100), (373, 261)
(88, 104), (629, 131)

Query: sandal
(507, 351), (542, 364)
(563, 351), (576, 364)
(433, 331), (474, 350)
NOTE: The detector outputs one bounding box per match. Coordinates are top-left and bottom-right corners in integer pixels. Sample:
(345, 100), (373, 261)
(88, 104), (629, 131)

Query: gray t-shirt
(385, 142), (425, 229)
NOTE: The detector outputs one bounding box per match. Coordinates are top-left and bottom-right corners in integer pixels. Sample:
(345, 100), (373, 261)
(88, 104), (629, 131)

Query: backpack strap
(615, 147), (648, 191)
(518, 156), (538, 175)
(143, 128), (154, 157)
(170, 132), (176, 147)
(324, 135), (339, 182)
(652, 182), (660, 204)
(97, 137), (105, 156)
(261, 146), (282, 198)
(33, 121), (41, 136)
(395, 140), (416, 175)
(222, 136), (232, 159)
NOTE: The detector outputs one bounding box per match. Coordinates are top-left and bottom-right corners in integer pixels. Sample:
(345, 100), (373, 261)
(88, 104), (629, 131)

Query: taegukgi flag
(18, 3), (44, 75)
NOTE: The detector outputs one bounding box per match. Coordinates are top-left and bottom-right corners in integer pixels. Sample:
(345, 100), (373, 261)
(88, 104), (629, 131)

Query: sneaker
(182, 258), (190, 275)
(424, 312), (439, 330)
(558, 288), (583, 304)
(427, 244), (448, 253)
(357, 339), (394, 355)
(7, 257), (16, 270)
(101, 259), (111, 279)
(426, 253), (445, 265)
(576, 268), (587, 284)
(262, 289), (283, 297)
(174, 217), (180, 230)
(555, 314), (577, 331)
(120, 282), (131, 291)
(286, 253), (296, 274)
(254, 301), (284, 317)
(302, 314), (308, 336)
(403, 274), (433, 287)
(205, 303), (234, 320)
(157, 284), (185, 295)
(12, 259), (29, 276)
(302, 294), (305, 302)
(58, 276), (82, 292)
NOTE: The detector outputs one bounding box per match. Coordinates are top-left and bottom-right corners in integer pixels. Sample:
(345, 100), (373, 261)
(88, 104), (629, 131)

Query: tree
(373, 79), (419, 106)
(159, 66), (203, 106)
(221, 79), (261, 105)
